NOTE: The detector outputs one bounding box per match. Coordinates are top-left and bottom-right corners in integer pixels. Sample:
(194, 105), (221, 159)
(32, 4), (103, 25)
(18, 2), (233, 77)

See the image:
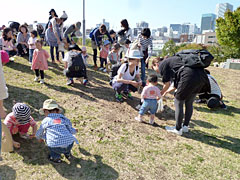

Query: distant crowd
(0, 8), (227, 163)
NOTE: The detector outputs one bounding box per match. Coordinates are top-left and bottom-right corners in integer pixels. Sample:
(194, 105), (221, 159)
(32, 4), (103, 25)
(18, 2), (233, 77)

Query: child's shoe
(115, 92), (123, 102)
(34, 77), (39, 82)
(83, 79), (88, 86)
(135, 116), (143, 123)
(67, 79), (74, 86)
(99, 67), (104, 71)
(40, 79), (44, 84)
(48, 155), (62, 163)
(149, 119), (154, 125)
(103, 68), (107, 73)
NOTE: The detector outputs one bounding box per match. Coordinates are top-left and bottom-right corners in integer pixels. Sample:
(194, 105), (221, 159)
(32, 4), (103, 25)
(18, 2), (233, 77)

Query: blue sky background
(0, 0), (239, 29)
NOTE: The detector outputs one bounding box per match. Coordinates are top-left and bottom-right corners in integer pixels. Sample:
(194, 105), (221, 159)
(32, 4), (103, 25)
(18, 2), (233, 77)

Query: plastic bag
(157, 98), (164, 113)
(58, 42), (65, 52)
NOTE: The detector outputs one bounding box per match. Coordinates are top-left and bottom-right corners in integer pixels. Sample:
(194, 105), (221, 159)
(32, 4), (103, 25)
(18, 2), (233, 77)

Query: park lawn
(0, 49), (240, 180)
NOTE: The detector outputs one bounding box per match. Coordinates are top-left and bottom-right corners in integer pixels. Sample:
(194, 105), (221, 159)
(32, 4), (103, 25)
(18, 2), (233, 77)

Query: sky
(0, 0), (239, 30)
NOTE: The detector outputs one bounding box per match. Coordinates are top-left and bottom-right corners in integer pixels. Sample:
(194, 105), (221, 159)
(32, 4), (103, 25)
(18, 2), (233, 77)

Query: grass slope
(0, 52), (240, 180)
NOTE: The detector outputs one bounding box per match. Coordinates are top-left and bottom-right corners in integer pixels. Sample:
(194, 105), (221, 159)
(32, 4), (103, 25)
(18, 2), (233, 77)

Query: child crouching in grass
(135, 75), (161, 125)
(36, 99), (78, 163)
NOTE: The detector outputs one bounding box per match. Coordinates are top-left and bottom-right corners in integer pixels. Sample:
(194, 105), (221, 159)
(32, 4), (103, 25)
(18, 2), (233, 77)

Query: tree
(216, 7), (240, 58)
(161, 40), (178, 56)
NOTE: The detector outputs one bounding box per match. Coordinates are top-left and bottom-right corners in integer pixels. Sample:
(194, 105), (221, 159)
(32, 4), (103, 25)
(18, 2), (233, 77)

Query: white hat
(125, 49), (142, 59)
(60, 11), (68, 20)
(39, 99), (62, 115)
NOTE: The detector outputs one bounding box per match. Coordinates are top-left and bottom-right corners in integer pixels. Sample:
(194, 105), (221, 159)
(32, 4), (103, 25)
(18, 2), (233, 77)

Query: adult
(45, 9), (58, 33)
(45, 11), (68, 63)
(91, 24), (113, 69)
(152, 55), (209, 135)
(137, 28), (153, 86)
(63, 22), (81, 46)
(16, 24), (30, 57)
(0, 28), (17, 57)
(112, 49), (142, 102)
(9, 21), (20, 34)
(196, 69), (227, 109)
(0, 52), (9, 155)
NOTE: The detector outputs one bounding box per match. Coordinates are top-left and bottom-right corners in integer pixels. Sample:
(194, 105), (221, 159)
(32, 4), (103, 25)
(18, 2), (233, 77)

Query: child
(36, 99), (79, 163)
(4, 103), (37, 148)
(63, 44), (88, 86)
(135, 75), (161, 125)
(81, 46), (89, 66)
(99, 40), (110, 72)
(31, 40), (50, 84)
(107, 43), (121, 65)
(28, 30), (38, 64)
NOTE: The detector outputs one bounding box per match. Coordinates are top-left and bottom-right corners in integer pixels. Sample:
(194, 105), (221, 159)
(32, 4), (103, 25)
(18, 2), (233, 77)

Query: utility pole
(82, 0), (86, 45)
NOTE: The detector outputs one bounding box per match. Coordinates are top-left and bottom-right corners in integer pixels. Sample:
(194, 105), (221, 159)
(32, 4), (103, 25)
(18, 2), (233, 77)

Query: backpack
(89, 28), (98, 39)
(176, 49), (214, 68)
(64, 52), (86, 78)
(109, 63), (139, 86)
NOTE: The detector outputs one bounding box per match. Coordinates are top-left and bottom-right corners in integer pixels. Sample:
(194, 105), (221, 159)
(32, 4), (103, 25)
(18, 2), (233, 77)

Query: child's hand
(75, 128), (78, 132)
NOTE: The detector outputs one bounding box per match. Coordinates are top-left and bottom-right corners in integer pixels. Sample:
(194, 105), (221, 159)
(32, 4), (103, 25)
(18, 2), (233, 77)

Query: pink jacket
(100, 46), (109, 59)
(31, 49), (49, 70)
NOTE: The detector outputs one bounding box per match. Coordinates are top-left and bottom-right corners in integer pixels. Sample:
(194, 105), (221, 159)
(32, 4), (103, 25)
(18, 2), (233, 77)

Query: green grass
(0, 49), (240, 180)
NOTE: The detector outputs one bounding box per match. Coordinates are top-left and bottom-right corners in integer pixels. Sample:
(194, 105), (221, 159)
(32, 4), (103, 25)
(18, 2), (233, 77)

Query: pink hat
(82, 46), (86, 51)
(1, 50), (9, 64)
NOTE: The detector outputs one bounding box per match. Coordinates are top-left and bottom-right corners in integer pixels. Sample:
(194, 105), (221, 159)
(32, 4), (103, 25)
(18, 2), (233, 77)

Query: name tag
(53, 119), (62, 124)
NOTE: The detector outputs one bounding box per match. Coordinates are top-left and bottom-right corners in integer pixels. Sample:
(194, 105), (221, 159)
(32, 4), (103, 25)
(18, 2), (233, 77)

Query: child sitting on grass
(4, 103), (37, 148)
(36, 99), (78, 163)
(135, 75), (161, 125)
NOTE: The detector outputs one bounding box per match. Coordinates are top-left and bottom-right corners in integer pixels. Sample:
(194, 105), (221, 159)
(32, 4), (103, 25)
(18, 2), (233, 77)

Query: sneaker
(20, 134), (29, 139)
(93, 65), (98, 71)
(165, 126), (182, 136)
(127, 92), (133, 100)
(182, 125), (189, 133)
(66, 79), (74, 86)
(34, 77), (39, 82)
(99, 67), (104, 71)
(136, 104), (141, 110)
(40, 79), (44, 84)
(149, 119), (154, 125)
(83, 79), (88, 86)
(115, 93), (123, 102)
(220, 102), (227, 110)
(103, 68), (107, 73)
(135, 116), (143, 123)
(48, 155), (62, 163)
(10, 57), (15, 61)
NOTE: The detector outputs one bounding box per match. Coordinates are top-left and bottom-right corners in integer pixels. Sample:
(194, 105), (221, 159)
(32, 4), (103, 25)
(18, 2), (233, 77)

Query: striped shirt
(137, 34), (153, 57)
(36, 113), (79, 148)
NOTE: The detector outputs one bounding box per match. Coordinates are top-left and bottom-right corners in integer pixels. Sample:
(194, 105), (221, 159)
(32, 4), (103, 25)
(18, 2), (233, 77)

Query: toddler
(36, 99), (78, 163)
(31, 40), (50, 84)
(4, 103), (37, 148)
(135, 75), (161, 125)
(28, 30), (38, 64)
(99, 40), (110, 72)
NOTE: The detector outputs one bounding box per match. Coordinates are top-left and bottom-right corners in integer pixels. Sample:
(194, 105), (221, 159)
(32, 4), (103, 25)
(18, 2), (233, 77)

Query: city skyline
(0, 0), (239, 30)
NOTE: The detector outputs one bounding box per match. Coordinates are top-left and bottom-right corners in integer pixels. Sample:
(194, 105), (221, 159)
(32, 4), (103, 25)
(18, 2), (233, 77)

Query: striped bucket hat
(12, 103), (31, 125)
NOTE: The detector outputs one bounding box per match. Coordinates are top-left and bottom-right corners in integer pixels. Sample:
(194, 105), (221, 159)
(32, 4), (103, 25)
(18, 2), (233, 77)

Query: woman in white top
(45, 11), (68, 63)
(112, 49), (142, 102)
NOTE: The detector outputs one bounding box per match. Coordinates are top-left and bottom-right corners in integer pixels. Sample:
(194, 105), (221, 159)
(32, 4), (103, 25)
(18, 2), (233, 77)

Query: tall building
(170, 24), (182, 32)
(200, 14), (216, 33)
(136, 21), (149, 28)
(216, 3), (233, 18)
(96, 19), (110, 30)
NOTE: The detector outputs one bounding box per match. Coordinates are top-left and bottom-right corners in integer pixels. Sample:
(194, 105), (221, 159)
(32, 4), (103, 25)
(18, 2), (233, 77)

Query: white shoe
(10, 57), (15, 61)
(34, 77), (39, 82)
(103, 68), (107, 73)
(165, 126), (182, 136)
(149, 119), (154, 125)
(135, 117), (143, 123)
(99, 67), (104, 71)
(40, 79), (44, 84)
(182, 125), (189, 133)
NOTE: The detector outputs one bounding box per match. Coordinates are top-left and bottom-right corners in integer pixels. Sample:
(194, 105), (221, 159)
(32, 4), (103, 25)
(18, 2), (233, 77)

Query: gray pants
(174, 94), (197, 130)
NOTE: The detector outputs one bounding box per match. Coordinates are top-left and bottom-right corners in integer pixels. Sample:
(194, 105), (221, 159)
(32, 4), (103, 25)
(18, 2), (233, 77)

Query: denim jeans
(141, 58), (146, 85)
(48, 142), (74, 159)
(29, 49), (34, 63)
(139, 99), (158, 115)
